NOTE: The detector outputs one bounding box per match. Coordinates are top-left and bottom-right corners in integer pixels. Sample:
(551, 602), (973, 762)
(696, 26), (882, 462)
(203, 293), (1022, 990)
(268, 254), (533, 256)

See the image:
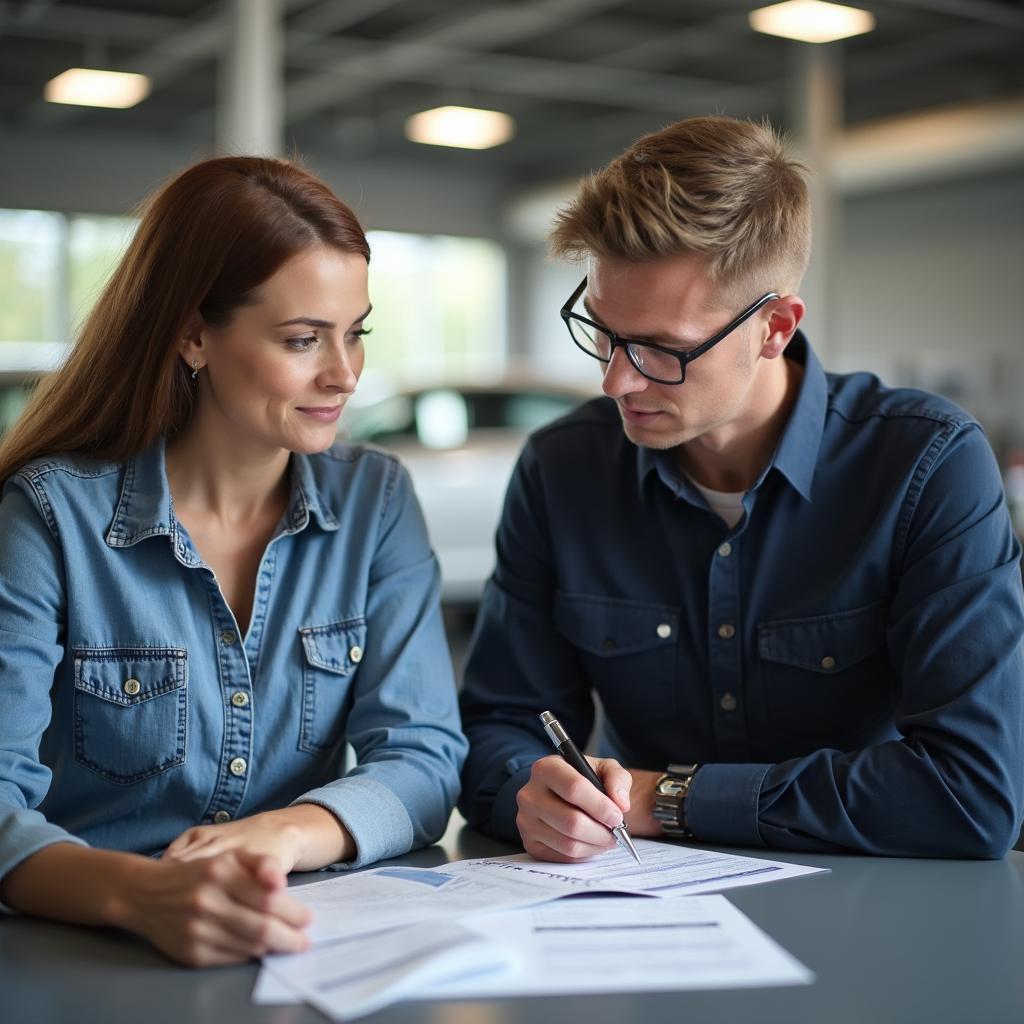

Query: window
(68, 216), (137, 331)
(364, 232), (506, 383)
(0, 209), (64, 344)
(0, 213), (506, 377)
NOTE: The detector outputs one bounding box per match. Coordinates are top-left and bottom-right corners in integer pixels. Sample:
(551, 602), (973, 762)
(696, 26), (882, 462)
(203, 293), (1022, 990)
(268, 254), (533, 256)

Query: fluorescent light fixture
(44, 68), (150, 109)
(750, 1), (875, 43)
(405, 105), (515, 150)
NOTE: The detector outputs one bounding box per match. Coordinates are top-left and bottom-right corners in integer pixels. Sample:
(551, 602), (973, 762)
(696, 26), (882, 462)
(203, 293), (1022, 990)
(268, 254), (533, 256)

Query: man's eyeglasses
(560, 277), (779, 385)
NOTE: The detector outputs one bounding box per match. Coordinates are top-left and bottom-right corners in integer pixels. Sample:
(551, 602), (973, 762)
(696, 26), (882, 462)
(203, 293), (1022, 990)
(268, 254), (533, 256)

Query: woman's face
(192, 246), (370, 455)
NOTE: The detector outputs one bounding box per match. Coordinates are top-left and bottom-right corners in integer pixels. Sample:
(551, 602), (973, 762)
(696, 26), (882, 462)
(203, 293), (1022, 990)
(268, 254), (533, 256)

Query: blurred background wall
(2, 0), (1024, 593)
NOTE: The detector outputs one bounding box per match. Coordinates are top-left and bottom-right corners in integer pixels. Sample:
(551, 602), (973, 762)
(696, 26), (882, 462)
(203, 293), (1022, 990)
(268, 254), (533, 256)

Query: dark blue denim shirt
(0, 439), (467, 909)
(460, 334), (1024, 857)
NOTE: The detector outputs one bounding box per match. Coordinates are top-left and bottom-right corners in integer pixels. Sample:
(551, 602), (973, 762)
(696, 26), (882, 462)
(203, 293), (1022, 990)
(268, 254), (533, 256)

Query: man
(458, 115), (1024, 860)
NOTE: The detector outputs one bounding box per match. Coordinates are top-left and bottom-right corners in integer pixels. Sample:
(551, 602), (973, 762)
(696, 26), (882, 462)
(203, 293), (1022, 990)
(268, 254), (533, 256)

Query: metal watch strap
(652, 762), (699, 839)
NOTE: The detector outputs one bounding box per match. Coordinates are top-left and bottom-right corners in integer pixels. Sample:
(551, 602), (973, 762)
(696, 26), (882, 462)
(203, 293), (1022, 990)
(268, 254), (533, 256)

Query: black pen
(539, 710), (642, 864)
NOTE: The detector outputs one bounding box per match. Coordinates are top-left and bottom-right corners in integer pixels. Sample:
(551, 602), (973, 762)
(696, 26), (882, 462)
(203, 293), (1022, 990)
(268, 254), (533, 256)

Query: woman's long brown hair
(0, 156), (370, 487)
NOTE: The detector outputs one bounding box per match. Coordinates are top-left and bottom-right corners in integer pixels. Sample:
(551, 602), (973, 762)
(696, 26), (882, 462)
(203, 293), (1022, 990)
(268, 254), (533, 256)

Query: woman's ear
(177, 315), (206, 373)
(761, 295), (805, 360)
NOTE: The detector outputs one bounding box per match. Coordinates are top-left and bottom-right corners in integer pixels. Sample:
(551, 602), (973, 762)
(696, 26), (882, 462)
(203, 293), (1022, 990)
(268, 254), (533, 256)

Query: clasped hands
(127, 804), (351, 967)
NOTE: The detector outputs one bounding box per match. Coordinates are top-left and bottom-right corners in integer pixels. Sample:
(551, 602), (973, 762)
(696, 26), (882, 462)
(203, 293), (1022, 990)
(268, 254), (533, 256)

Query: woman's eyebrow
(274, 317), (336, 329)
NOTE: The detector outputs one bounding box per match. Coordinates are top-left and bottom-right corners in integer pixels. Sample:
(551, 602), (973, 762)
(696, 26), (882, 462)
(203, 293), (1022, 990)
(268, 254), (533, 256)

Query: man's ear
(177, 314), (206, 372)
(761, 295), (805, 360)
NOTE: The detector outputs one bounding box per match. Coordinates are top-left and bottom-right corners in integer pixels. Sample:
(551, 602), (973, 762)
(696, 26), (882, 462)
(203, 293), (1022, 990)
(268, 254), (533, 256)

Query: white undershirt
(687, 477), (746, 529)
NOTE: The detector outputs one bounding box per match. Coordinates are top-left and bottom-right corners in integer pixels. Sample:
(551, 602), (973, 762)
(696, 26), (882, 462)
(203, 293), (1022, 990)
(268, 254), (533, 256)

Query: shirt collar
(635, 330), (827, 503)
(106, 439), (340, 549)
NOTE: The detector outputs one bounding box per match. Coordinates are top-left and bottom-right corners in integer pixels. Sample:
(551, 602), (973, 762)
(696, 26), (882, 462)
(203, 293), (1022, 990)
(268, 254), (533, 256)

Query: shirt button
(220, 629), (237, 646)
(717, 623), (736, 640)
(821, 655), (837, 670)
(720, 692), (738, 712)
(656, 623), (672, 639)
(213, 810), (232, 824)
(229, 757), (247, 776)
(717, 542), (732, 557)
(123, 678), (141, 696)
(349, 645), (363, 664)
(231, 691), (249, 708)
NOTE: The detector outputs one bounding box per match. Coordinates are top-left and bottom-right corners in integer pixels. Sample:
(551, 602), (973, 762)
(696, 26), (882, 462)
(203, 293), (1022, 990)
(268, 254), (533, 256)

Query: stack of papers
(255, 839), (826, 1019)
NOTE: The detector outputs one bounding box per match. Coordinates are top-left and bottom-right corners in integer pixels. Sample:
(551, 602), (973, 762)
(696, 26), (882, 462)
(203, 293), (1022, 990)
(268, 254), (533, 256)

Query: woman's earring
(191, 360), (199, 381)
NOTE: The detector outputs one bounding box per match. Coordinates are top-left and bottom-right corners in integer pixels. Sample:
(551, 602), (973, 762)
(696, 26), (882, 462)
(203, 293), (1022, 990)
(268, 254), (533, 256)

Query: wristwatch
(653, 763), (700, 839)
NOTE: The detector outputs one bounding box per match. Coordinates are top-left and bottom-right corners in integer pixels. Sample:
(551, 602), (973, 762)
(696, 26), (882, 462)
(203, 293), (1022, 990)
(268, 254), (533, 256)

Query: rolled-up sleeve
(292, 461), (467, 868)
(0, 479), (86, 912)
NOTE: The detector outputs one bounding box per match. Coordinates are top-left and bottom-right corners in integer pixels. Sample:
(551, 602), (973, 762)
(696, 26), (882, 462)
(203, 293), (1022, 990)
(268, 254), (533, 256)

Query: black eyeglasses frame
(560, 276), (780, 385)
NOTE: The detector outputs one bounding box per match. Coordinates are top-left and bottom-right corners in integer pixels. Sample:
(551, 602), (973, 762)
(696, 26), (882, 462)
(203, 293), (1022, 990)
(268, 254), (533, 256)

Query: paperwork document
(256, 895), (813, 1011)
(254, 841), (825, 1008)
(263, 919), (520, 1021)
(285, 863), (580, 945)
(425, 895), (814, 998)
(286, 840), (825, 946)
(457, 838), (828, 897)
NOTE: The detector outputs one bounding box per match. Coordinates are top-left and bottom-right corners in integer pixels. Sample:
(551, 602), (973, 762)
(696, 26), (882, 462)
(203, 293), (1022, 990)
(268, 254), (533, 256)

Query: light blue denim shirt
(0, 439), (467, 909)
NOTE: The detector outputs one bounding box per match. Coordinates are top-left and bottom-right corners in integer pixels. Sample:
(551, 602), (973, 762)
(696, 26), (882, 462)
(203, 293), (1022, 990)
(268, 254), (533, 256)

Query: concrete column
(217, 0), (284, 156)
(788, 42), (842, 359)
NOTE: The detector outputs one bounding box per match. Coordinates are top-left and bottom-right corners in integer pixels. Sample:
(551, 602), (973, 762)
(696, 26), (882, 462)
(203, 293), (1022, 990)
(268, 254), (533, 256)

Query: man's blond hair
(550, 115), (811, 300)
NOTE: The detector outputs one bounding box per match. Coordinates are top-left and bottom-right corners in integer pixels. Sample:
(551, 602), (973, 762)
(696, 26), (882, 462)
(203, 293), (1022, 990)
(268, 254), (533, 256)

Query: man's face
(585, 253), (777, 451)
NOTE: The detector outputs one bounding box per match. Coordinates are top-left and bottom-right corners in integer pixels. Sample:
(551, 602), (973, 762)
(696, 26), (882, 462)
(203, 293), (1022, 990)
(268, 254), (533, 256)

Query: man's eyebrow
(581, 297), (603, 323)
(580, 298), (699, 347)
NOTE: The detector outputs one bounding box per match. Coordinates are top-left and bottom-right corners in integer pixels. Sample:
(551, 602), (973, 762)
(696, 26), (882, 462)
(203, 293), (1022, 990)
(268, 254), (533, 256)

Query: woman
(0, 156), (467, 965)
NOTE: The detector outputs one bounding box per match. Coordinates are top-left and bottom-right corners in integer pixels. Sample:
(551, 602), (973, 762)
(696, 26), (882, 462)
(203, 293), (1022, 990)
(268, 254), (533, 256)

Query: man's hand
(517, 755), (665, 863)
(163, 805), (354, 873)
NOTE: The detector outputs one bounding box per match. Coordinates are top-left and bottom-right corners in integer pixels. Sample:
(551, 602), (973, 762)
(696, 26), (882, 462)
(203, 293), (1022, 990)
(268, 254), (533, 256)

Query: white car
(342, 377), (594, 603)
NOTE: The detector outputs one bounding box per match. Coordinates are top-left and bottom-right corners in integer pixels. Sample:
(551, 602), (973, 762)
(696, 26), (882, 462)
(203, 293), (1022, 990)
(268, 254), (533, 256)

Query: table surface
(3, 817), (1024, 1024)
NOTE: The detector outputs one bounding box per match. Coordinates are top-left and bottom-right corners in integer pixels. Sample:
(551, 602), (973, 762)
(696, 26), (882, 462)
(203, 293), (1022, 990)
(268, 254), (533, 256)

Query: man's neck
(676, 355), (804, 493)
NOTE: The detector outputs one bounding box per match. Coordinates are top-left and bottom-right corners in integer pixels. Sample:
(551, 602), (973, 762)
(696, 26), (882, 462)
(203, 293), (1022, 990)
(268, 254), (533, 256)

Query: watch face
(657, 778), (686, 797)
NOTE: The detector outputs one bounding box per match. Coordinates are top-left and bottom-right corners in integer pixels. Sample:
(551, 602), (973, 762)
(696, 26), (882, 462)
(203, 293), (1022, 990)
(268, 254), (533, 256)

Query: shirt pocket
(298, 617), (365, 755)
(757, 601), (894, 745)
(73, 646), (188, 785)
(553, 592), (680, 727)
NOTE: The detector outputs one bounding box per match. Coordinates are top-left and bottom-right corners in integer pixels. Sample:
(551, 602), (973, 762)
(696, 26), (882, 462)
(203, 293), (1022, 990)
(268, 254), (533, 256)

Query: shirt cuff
(685, 763), (772, 847)
(291, 776), (415, 870)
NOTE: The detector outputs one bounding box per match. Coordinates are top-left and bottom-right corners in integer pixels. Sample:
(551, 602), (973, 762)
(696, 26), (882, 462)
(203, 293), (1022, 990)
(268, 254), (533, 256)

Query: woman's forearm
(0, 842), (155, 928)
(2, 840), (313, 966)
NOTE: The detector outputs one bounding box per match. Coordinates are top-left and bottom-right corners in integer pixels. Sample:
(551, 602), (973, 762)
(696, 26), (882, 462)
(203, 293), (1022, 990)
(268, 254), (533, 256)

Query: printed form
(254, 840), (825, 1015)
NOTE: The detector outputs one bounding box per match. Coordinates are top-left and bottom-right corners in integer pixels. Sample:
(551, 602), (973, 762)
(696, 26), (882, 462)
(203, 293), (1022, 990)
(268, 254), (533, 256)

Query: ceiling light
(750, 1), (875, 43)
(405, 106), (515, 150)
(44, 68), (150, 109)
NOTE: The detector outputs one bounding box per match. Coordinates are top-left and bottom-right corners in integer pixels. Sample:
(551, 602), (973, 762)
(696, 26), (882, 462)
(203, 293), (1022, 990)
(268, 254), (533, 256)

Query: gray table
(3, 816), (1024, 1024)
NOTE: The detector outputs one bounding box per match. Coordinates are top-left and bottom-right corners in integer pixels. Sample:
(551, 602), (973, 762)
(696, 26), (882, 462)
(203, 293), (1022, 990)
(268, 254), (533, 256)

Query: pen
(539, 710), (642, 864)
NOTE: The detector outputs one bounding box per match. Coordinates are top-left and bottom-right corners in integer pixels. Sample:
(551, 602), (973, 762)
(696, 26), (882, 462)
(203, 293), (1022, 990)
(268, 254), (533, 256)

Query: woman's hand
(163, 804), (355, 873)
(113, 850), (312, 967)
